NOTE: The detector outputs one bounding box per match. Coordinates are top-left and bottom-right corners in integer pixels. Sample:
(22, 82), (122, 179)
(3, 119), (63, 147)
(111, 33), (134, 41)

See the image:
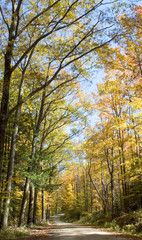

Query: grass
(0, 226), (30, 240)
(0, 220), (51, 240)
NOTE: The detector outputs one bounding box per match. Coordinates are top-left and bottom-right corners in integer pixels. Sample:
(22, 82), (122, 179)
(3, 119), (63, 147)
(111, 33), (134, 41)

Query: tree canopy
(0, 0), (141, 232)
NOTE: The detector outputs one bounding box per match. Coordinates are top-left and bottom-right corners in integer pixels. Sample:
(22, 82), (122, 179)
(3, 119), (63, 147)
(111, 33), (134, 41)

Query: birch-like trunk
(42, 189), (46, 221)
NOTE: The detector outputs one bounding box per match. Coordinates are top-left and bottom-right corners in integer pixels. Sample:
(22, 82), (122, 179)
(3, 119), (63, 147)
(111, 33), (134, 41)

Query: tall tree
(0, 0), (119, 184)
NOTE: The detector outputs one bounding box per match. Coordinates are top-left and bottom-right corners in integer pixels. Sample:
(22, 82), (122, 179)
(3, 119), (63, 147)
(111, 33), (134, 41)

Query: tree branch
(11, 0), (104, 72)
(0, 6), (9, 30)
(15, 0), (23, 36)
(63, 34), (117, 68)
(17, 0), (61, 36)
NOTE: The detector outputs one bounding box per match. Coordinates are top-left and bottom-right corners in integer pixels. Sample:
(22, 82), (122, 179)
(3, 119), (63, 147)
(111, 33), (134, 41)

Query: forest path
(47, 214), (134, 240)
(21, 214), (139, 240)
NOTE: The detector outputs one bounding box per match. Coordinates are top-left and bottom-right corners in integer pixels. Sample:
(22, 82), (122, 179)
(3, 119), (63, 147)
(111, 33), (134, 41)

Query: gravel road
(48, 214), (131, 240)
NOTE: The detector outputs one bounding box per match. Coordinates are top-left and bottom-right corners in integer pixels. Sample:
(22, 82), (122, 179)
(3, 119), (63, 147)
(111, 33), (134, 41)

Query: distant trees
(52, 5), (142, 220)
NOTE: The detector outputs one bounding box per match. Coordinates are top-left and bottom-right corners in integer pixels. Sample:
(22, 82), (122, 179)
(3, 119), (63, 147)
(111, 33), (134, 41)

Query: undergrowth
(0, 227), (30, 240)
(73, 209), (142, 238)
(0, 220), (51, 239)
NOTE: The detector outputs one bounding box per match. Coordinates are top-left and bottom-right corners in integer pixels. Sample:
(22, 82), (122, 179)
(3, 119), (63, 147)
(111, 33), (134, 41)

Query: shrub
(135, 222), (142, 233)
(123, 224), (136, 233)
(0, 227), (30, 240)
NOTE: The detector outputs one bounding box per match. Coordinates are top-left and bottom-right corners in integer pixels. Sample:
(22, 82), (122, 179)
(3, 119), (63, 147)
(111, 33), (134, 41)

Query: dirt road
(21, 215), (140, 240)
(47, 215), (133, 240)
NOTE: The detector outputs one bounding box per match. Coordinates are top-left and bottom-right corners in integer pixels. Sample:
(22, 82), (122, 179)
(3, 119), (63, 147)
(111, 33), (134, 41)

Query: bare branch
(55, 0), (104, 31)
(60, 17), (101, 65)
(0, 6), (9, 30)
(15, 0), (23, 36)
(88, 159), (106, 203)
(11, 0), (104, 72)
(63, 35), (117, 68)
(8, 34), (116, 118)
(17, 0), (61, 36)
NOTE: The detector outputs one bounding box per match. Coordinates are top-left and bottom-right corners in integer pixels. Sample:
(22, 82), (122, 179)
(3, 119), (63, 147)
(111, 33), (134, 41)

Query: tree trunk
(110, 171), (114, 219)
(0, 4), (15, 182)
(111, 148), (114, 219)
(118, 129), (129, 213)
(27, 185), (34, 225)
(0, 183), (4, 226)
(0, 31), (13, 226)
(42, 189), (46, 221)
(18, 123), (37, 226)
(90, 178), (93, 214)
(105, 147), (114, 219)
(33, 188), (38, 224)
(121, 131), (129, 212)
(46, 204), (50, 222)
(55, 201), (58, 215)
(85, 170), (89, 213)
(19, 137), (36, 227)
(2, 75), (24, 227)
(18, 177), (30, 226)
(0, 57), (11, 182)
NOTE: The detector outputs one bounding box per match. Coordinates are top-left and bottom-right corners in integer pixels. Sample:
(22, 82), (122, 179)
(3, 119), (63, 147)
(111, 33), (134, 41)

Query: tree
(0, 0), (118, 184)
(0, 0), (122, 227)
(82, 5), (142, 215)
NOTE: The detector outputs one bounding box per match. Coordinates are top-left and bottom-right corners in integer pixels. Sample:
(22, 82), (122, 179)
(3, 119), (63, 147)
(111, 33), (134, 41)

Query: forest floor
(18, 214), (142, 240)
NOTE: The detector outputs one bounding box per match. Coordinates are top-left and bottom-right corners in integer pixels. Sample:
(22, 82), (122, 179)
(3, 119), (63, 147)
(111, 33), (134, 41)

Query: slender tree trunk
(110, 171), (114, 219)
(121, 131), (129, 212)
(118, 129), (129, 213)
(85, 170), (89, 213)
(42, 189), (46, 221)
(88, 168), (107, 214)
(18, 131), (37, 227)
(18, 177), (30, 226)
(0, 2), (15, 183)
(33, 188), (38, 224)
(90, 178), (93, 214)
(0, 135), (10, 225)
(2, 74), (25, 227)
(0, 13), (15, 227)
(0, 183), (4, 226)
(118, 149), (123, 211)
(18, 143), (36, 226)
(56, 201), (58, 215)
(111, 148), (114, 219)
(46, 203), (50, 222)
(83, 170), (87, 211)
(19, 90), (46, 226)
(105, 147), (114, 219)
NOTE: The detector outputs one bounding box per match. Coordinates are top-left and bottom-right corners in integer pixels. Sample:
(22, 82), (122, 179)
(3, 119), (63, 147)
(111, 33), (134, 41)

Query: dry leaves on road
(20, 226), (51, 240)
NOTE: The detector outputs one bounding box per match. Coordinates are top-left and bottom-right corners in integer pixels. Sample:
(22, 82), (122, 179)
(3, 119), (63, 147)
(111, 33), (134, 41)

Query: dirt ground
(21, 215), (142, 240)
